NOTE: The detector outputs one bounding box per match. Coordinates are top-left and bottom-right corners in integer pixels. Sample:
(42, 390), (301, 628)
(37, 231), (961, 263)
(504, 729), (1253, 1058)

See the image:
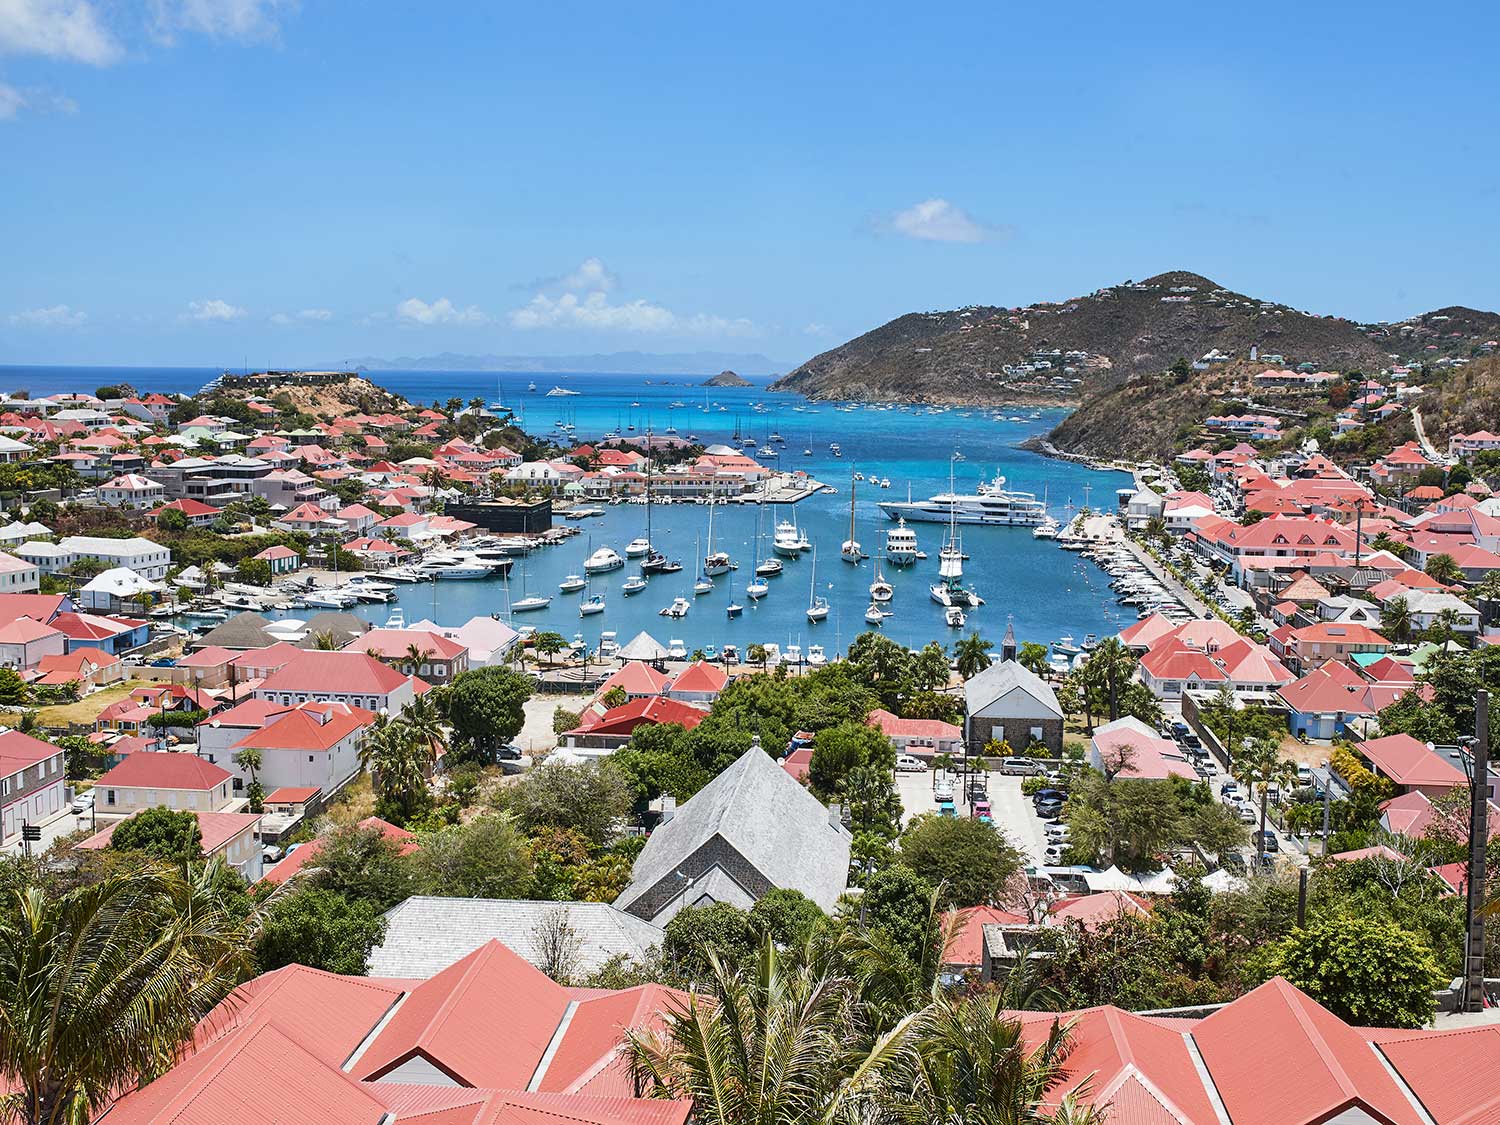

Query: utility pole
(1465, 690), (1490, 1013)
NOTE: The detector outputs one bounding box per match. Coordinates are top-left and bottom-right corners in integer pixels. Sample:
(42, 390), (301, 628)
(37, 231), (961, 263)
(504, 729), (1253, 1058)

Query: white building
(0, 552), (40, 593)
(99, 474), (166, 510)
(17, 536), (172, 581)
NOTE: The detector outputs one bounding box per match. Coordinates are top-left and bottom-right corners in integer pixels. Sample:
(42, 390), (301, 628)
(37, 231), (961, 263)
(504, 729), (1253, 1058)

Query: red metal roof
(95, 751), (231, 792)
(570, 695), (706, 738)
(1357, 733), (1469, 790)
(259, 651), (411, 695)
(231, 701), (373, 752)
(260, 817), (415, 886)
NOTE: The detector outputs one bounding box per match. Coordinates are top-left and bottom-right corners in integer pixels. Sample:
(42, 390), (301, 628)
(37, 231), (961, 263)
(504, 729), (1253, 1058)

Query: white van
(896, 754), (928, 773)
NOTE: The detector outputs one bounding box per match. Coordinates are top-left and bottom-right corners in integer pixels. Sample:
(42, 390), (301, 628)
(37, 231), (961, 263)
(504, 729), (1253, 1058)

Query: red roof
(265, 786), (320, 803)
(866, 707), (960, 740)
(942, 905), (1028, 966)
(1049, 891), (1150, 930)
(1376, 1026), (1500, 1124)
(233, 701), (375, 752)
(347, 627), (466, 662)
(354, 941), (571, 1088)
(594, 661), (670, 698)
(570, 696), (706, 738)
(259, 651), (411, 695)
(254, 544), (300, 561)
(78, 810), (261, 853)
(154, 497), (218, 517)
(0, 730), (59, 777)
(94, 752), (231, 792)
(667, 660), (728, 695)
(1356, 733), (1468, 790)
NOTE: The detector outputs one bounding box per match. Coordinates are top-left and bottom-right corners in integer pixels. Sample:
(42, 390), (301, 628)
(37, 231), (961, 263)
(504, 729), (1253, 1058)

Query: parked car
(1032, 787), (1067, 806)
(1297, 764), (1314, 785)
(1035, 798), (1065, 821)
(973, 800), (992, 822)
(69, 791), (94, 814)
(1237, 805), (1257, 824)
(938, 801), (957, 818)
(896, 754), (928, 773)
(1170, 721), (1191, 739)
(1001, 757), (1043, 776)
(1256, 829), (1280, 853)
(1044, 844), (1068, 864)
(934, 780), (955, 801)
(1045, 823), (1071, 842)
(1219, 781), (1241, 800)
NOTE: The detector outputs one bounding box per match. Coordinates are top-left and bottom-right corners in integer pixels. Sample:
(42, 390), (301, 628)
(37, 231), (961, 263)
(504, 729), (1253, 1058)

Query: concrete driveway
(895, 768), (1047, 865)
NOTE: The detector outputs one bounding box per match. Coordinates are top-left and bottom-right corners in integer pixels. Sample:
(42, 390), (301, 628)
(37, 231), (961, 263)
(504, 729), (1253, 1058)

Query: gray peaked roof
(614, 743), (852, 920)
(299, 611), (370, 648)
(963, 658), (1063, 719)
(616, 630), (668, 662)
(366, 896), (662, 978)
(193, 611), (274, 651)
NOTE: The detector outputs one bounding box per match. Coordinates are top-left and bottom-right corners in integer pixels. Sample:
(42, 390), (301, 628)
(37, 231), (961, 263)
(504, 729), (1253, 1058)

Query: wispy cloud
(270, 307), (332, 324)
(395, 297), (487, 326)
(0, 0), (121, 64)
(511, 258), (755, 337)
(147, 0), (294, 45)
(186, 298), (247, 322)
(0, 81), (19, 118)
(884, 198), (1001, 244)
(9, 303), (86, 326)
(803, 322), (831, 336)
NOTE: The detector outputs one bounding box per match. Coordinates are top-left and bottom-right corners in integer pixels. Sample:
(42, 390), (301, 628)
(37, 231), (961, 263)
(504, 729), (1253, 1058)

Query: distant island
(703, 370), (751, 387)
(339, 350), (789, 376)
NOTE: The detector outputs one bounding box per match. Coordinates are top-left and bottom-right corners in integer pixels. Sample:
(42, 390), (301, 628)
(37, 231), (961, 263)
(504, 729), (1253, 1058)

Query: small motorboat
(667, 638), (688, 660)
(1053, 635), (1083, 657)
(1082, 633), (1100, 651)
(579, 593), (605, 616)
(807, 644), (827, 666)
(803, 448), (813, 456)
(784, 644), (803, 665)
(755, 558), (782, 578)
(659, 597), (690, 618)
(625, 537), (652, 557)
(721, 643), (740, 663)
(597, 631), (619, 658)
(865, 602), (889, 625)
(693, 575), (714, 595)
(622, 575), (647, 596)
(945, 605), (967, 628)
(511, 594), (551, 612)
(559, 575), (586, 593)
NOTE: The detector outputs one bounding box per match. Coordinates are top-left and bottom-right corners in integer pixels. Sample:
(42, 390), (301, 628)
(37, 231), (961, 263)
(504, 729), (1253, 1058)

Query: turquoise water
(0, 365), (1133, 653)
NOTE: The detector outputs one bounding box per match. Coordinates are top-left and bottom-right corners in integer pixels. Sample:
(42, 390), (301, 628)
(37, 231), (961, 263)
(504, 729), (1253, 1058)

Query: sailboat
(725, 568), (744, 617)
(579, 590), (606, 616)
(806, 546), (830, 622)
(841, 468), (862, 563)
(929, 456), (983, 608)
(746, 506), (770, 599)
(510, 565), (551, 612)
(693, 535), (713, 594)
(703, 501), (733, 576)
(638, 439), (679, 574)
(869, 559), (893, 603)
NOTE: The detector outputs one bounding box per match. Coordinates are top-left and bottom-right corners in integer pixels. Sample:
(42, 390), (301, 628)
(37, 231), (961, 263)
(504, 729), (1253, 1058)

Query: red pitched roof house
(224, 700), (376, 798)
(665, 659), (729, 704)
(0, 730), (67, 845)
(1354, 733), (1470, 798)
(255, 651), (423, 714)
(345, 626), (470, 681)
(261, 816), (417, 886)
(865, 707), (963, 756)
(93, 753), (236, 817)
(253, 543), (301, 574)
(561, 695), (706, 754)
(78, 809), (263, 879)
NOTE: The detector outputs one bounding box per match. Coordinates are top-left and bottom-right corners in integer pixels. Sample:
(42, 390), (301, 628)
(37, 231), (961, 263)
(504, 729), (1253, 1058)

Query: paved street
(0, 806), (86, 856)
(895, 769), (1047, 865)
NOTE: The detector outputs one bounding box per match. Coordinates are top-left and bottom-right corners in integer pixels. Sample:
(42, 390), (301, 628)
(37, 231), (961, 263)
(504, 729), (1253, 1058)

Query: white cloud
(148, 0), (292, 44)
(510, 291), (754, 337)
(186, 298), (246, 322)
(887, 198), (997, 243)
(0, 0), (120, 64)
(270, 307), (332, 325)
(0, 81), (19, 118)
(803, 322), (830, 336)
(9, 303), (85, 326)
(559, 257), (617, 293)
(395, 297), (487, 326)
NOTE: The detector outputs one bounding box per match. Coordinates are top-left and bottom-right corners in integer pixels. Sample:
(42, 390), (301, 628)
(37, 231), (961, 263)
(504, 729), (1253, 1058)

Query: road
(895, 769), (1047, 864)
(1116, 535), (1213, 619)
(1411, 407), (1447, 465)
(1, 806), (88, 856)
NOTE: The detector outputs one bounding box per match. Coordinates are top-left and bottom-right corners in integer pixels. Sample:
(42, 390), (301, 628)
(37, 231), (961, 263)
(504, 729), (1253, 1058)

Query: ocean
(0, 365), (1132, 654)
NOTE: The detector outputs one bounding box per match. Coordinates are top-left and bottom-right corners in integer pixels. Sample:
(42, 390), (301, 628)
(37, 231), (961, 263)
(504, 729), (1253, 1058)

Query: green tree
(155, 506), (190, 533)
(904, 642), (951, 694)
(662, 901), (755, 981)
(809, 721), (895, 796)
(0, 669), (30, 707)
(410, 813), (535, 899)
(360, 715), (432, 826)
(533, 631), (567, 667)
(232, 746), (264, 813)
(256, 888), (387, 975)
(853, 863), (937, 966)
(1425, 552), (1464, 586)
(0, 864), (252, 1125)
(442, 665), (532, 765)
(898, 814), (1023, 908)
(1267, 915), (1442, 1028)
(497, 759), (631, 847)
(843, 764), (903, 840)
(1017, 641), (1050, 678)
(236, 557), (272, 586)
(747, 888), (825, 949)
(109, 807), (202, 865)
(305, 821), (420, 912)
(600, 685), (628, 709)
(954, 632), (994, 680)
(1073, 638), (1138, 727)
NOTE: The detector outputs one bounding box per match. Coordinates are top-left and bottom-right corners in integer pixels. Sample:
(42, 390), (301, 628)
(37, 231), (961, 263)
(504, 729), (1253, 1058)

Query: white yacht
(773, 518), (809, 557)
(544, 386), (581, 396)
(755, 558), (782, 577)
(1032, 517), (1060, 540)
(622, 575), (647, 596)
(667, 638), (688, 660)
(624, 537), (652, 558)
(806, 644), (827, 667)
(583, 547), (625, 573)
(597, 631), (619, 658)
(878, 471), (1047, 525)
(885, 518), (919, 566)
(511, 593), (551, 612)
(417, 552), (493, 579)
(659, 597), (690, 618)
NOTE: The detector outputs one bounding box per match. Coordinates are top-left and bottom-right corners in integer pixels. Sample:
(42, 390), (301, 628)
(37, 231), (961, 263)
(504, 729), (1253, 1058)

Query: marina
(135, 369), (1134, 654)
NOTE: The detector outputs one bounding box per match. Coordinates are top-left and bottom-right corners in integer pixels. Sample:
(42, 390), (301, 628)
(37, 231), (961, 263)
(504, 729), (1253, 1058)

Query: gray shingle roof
(617, 631), (668, 661)
(299, 611), (370, 649)
(193, 612), (274, 651)
(963, 658), (1063, 720)
(614, 744), (851, 918)
(366, 896), (663, 978)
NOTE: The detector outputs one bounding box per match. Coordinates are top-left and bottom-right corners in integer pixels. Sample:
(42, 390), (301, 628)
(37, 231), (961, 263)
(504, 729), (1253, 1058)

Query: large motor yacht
(878, 472), (1046, 525)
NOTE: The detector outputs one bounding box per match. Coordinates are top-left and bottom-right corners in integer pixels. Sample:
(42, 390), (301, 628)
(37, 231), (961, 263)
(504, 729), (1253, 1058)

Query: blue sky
(3, 1), (1499, 368)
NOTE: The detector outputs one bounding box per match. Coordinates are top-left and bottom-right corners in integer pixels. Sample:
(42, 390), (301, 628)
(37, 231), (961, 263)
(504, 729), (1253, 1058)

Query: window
(106, 789), (116, 806)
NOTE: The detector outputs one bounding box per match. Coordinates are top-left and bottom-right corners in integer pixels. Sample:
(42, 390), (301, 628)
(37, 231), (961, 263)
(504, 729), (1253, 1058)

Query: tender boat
(559, 575), (587, 593)
(726, 600), (744, 618)
(784, 644), (802, 665)
(659, 597), (690, 618)
(622, 575), (648, 596)
(807, 644), (827, 666)
(667, 638), (688, 659)
(579, 593), (606, 616)
(755, 558), (782, 577)
(625, 537), (652, 557)
(1053, 635), (1083, 657)
(945, 605), (967, 628)
(583, 547), (625, 574)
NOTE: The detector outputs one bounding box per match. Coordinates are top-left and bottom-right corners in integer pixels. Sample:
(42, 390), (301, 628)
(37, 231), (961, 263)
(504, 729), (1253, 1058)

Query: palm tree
(404, 642), (429, 675)
(0, 864), (252, 1125)
(1233, 736), (1299, 860)
(232, 746), (263, 811)
(1370, 532), (1405, 558)
(397, 693), (446, 764)
(954, 632), (994, 680)
(886, 991), (1101, 1125)
(1380, 595), (1413, 646)
(1078, 637), (1137, 725)
(626, 939), (916, 1125)
(1425, 552), (1464, 586)
(360, 714), (431, 824)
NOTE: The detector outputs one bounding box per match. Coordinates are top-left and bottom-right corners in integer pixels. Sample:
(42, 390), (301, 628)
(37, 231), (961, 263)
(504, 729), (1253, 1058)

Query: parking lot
(895, 767), (1050, 865)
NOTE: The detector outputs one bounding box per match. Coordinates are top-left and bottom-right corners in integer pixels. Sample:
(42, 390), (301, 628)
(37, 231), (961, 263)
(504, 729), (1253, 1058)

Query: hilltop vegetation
(771, 270), (1499, 409)
(1412, 354), (1500, 442)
